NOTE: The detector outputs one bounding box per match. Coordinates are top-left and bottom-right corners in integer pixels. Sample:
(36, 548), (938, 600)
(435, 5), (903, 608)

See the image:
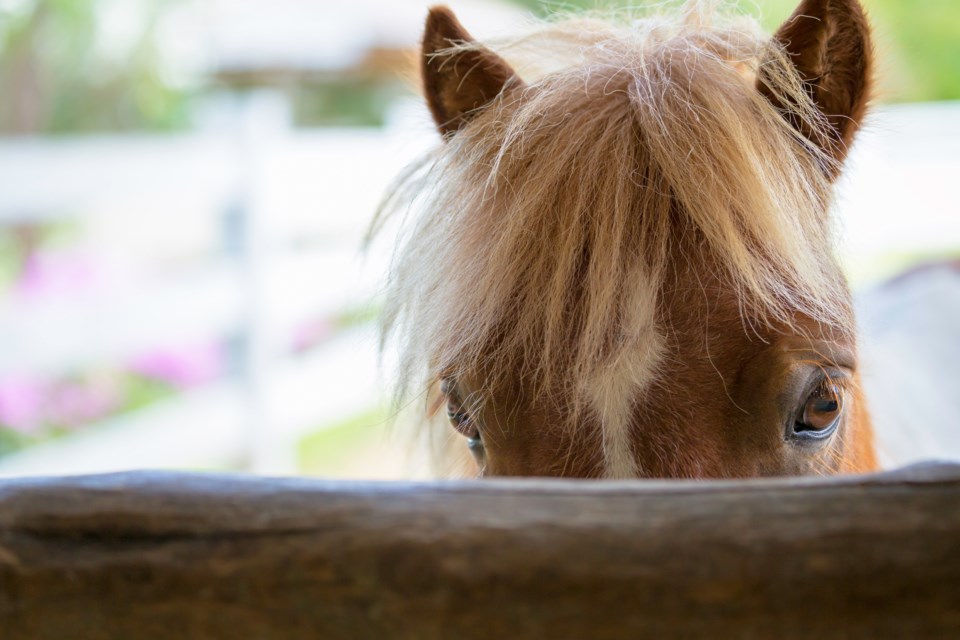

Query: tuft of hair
(373, 1), (851, 429)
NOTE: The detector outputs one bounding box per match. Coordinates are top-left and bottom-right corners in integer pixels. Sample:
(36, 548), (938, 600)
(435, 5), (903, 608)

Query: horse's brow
(782, 342), (856, 370)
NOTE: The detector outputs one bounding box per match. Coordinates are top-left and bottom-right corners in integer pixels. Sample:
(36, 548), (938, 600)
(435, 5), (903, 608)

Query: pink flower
(16, 252), (100, 300)
(0, 378), (46, 434)
(129, 342), (224, 389)
(292, 318), (335, 353)
(47, 379), (123, 428)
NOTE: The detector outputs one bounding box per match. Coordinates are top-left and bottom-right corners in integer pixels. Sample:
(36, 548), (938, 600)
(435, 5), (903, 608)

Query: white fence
(0, 99), (957, 477)
(0, 94), (433, 476)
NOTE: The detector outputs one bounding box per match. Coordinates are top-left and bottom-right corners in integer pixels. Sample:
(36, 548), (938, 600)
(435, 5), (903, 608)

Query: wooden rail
(1, 463), (959, 639)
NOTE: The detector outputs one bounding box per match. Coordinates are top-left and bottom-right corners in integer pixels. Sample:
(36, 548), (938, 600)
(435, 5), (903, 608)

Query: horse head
(377, 0), (877, 478)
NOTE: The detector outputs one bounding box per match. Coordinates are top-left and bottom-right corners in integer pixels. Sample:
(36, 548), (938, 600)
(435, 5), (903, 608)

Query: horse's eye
(441, 378), (483, 455)
(793, 381), (843, 439)
(447, 402), (480, 440)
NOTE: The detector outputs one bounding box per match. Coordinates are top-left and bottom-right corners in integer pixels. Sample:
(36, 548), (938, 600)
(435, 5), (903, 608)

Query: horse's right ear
(422, 6), (522, 137)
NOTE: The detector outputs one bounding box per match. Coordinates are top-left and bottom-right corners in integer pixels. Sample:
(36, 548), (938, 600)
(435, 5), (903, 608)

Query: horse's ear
(761, 0), (873, 171)
(422, 6), (522, 137)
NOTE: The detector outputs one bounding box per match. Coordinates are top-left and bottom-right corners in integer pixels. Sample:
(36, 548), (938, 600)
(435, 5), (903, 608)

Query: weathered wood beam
(1, 463), (959, 639)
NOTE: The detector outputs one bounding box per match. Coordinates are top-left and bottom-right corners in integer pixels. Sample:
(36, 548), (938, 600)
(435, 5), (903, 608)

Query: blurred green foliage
(297, 406), (389, 476)
(295, 78), (405, 128)
(0, 0), (956, 133)
(864, 0), (960, 102)
(0, 0), (189, 134)
(509, 0), (960, 103)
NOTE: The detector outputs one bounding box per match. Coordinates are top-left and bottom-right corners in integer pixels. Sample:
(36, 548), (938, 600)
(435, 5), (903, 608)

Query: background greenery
(0, 0), (957, 133)
(0, 0), (189, 134)
(512, 0), (960, 104)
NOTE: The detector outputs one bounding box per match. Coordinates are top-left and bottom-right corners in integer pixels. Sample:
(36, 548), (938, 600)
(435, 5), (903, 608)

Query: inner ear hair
(421, 6), (523, 137)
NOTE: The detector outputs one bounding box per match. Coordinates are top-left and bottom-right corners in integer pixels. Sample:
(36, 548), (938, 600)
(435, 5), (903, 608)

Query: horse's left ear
(761, 0), (873, 172)
(422, 6), (523, 137)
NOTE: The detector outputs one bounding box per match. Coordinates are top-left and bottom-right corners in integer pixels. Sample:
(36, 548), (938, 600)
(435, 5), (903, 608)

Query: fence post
(229, 90), (295, 473)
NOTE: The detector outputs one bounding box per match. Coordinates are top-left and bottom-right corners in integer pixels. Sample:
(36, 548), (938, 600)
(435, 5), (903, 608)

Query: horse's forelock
(376, 5), (851, 452)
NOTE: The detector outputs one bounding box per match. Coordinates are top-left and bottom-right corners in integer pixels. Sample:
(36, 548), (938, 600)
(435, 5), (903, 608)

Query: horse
(373, 0), (879, 479)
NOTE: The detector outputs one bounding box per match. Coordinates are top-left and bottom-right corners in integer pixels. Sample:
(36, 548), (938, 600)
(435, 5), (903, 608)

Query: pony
(373, 0), (878, 478)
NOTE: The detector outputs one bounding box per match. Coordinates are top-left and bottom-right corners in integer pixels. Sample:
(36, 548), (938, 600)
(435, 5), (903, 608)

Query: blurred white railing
(0, 93), (433, 476)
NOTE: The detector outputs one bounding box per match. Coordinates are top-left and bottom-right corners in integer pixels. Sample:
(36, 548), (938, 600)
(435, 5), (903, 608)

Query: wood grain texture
(1, 463), (959, 639)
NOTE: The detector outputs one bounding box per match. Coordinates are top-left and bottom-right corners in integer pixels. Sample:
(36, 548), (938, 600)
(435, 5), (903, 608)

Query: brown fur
(470, 232), (878, 478)
(376, 1), (878, 478)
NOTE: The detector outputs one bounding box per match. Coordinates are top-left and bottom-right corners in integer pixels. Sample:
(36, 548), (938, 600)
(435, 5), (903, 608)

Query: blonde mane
(374, 3), (851, 430)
